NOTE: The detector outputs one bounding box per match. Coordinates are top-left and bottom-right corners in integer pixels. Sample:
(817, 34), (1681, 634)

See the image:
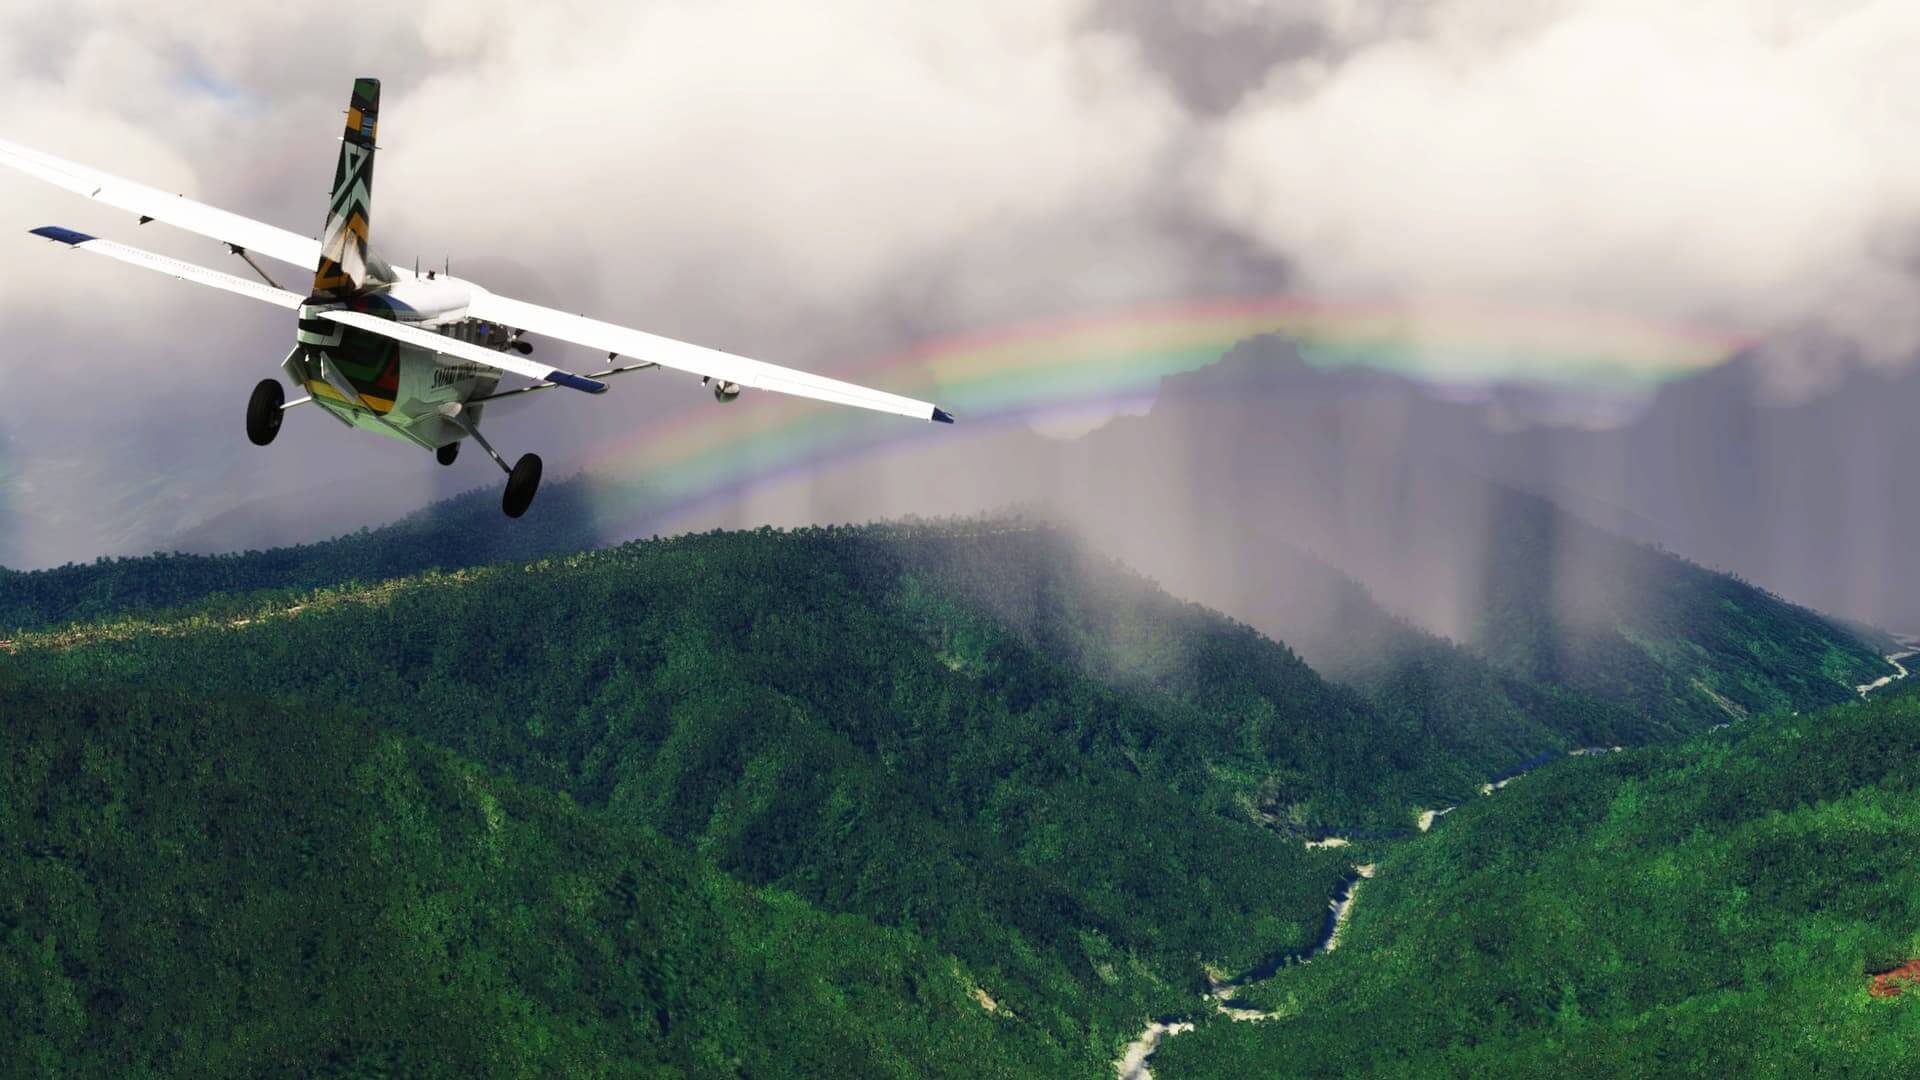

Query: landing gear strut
(436, 442), (460, 466)
(443, 414), (542, 517)
(247, 379), (285, 446)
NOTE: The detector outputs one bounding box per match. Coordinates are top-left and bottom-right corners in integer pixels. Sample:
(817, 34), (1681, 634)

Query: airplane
(1, 77), (953, 517)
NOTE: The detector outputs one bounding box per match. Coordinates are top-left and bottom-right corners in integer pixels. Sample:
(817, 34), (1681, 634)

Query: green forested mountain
(1465, 488), (1887, 726)
(0, 518), (1903, 1076)
(1153, 688), (1920, 1078)
(867, 527), (1650, 827)
(0, 523), (1441, 1074)
(0, 479), (601, 633)
(4, 471), (1889, 752)
(0, 673), (1080, 1077)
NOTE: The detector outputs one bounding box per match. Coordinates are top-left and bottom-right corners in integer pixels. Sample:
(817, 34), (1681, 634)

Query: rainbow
(576, 295), (1753, 536)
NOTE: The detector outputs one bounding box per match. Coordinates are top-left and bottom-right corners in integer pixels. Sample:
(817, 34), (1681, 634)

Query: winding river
(1113, 743), (1624, 1079)
(1118, 640), (1920, 1077)
(1856, 640), (1919, 697)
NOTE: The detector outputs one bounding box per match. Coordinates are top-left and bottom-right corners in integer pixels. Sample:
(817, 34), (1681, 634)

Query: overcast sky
(3, 0), (1918, 567)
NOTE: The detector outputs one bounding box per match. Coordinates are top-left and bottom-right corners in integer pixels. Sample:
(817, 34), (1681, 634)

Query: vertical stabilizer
(313, 77), (381, 297)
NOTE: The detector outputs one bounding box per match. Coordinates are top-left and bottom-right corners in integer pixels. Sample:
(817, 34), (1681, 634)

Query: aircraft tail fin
(312, 77), (382, 298)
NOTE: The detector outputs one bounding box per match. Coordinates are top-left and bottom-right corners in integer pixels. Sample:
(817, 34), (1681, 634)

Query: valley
(1, 514), (1909, 1077)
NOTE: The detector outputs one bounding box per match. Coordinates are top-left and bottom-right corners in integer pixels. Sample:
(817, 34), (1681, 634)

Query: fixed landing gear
(502, 453), (542, 518)
(246, 379), (284, 445)
(438, 407), (541, 517)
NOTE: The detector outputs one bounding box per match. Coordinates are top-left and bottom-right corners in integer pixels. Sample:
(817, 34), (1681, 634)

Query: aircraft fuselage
(290, 274), (512, 449)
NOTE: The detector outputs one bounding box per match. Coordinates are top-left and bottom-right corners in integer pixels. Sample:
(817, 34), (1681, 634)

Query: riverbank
(1116, 744), (1618, 1078)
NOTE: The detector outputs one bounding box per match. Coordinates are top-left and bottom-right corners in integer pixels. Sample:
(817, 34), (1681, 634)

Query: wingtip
(30, 225), (93, 246)
(545, 370), (609, 395)
(932, 407), (956, 424)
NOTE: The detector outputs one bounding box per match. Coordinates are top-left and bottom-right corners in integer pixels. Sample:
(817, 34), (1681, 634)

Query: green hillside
(0, 479), (602, 633)
(0, 523), (1422, 1073)
(867, 527), (1648, 827)
(2, 518), (1903, 1075)
(0, 672), (1081, 1077)
(3, 477), (1890, 749)
(1469, 489), (1889, 728)
(1153, 689), (1920, 1078)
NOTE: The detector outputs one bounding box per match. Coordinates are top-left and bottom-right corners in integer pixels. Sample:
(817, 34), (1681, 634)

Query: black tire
(502, 453), (542, 518)
(246, 379), (285, 446)
(436, 442), (460, 467)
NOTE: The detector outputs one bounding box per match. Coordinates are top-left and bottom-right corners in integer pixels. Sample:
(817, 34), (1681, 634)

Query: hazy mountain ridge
(1002, 344), (1891, 729)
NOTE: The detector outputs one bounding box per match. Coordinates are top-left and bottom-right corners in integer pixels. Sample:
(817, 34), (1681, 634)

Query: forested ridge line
(7, 517), (1906, 1078)
(1151, 688), (1920, 1078)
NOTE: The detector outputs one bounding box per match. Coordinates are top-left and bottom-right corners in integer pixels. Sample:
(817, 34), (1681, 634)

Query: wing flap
(1, 138), (322, 268)
(30, 225), (304, 309)
(465, 292), (950, 422)
(316, 309), (607, 393)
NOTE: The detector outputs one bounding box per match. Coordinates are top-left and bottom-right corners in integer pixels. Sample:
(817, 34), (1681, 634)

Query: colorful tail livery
(313, 77), (380, 297)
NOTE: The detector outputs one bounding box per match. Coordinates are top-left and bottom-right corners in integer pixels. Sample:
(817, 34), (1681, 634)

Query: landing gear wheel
(502, 453), (542, 518)
(246, 379), (285, 446)
(436, 442), (460, 467)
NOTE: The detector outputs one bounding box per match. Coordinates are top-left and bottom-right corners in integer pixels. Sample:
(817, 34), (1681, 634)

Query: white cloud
(383, 2), (1180, 331)
(1198, 0), (1920, 376)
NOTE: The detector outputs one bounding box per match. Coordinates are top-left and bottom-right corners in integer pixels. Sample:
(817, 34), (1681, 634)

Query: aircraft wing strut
(29, 225), (608, 393)
(317, 310), (607, 393)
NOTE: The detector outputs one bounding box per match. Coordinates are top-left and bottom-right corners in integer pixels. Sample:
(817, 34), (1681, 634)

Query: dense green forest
(0, 478), (603, 632)
(0, 671), (1090, 1077)
(1, 517), (1905, 1075)
(2, 474), (1887, 748)
(1, 523), (1425, 1073)
(1153, 689), (1920, 1078)
(876, 530), (1660, 803)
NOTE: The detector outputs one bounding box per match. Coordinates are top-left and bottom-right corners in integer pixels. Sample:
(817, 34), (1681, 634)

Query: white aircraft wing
(29, 225), (304, 308)
(317, 310), (608, 393)
(28, 225), (606, 393)
(0, 138), (322, 269)
(465, 291), (954, 423)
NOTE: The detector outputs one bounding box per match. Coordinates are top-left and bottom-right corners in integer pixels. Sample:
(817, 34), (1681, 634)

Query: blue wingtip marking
(546, 370), (609, 394)
(30, 225), (94, 246)
(933, 407), (956, 424)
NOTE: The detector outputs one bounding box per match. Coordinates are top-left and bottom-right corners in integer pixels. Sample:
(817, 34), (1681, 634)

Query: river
(1856, 639), (1919, 697)
(1114, 745), (1618, 1078)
